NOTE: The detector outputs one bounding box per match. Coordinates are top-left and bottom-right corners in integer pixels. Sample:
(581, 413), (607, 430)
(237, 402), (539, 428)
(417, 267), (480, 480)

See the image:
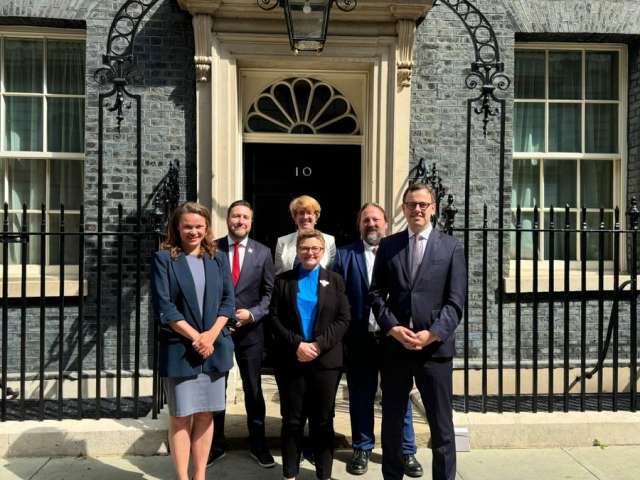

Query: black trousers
(213, 341), (267, 451)
(275, 366), (341, 480)
(380, 343), (455, 480)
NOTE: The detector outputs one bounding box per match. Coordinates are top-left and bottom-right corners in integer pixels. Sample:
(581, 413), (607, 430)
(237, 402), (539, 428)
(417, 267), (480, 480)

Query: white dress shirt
(227, 235), (249, 271)
(363, 240), (380, 332)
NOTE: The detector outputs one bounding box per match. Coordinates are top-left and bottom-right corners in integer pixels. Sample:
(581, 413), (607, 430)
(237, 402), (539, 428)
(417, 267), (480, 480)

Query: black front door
(243, 143), (361, 252)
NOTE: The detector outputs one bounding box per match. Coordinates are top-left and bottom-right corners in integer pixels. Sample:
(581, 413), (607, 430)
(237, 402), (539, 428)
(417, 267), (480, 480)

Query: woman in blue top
(270, 229), (351, 480)
(151, 202), (235, 480)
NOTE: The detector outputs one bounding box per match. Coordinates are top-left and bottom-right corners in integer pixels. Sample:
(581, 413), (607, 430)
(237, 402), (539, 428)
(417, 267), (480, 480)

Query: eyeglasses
(298, 246), (323, 254)
(404, 201), (433, 211)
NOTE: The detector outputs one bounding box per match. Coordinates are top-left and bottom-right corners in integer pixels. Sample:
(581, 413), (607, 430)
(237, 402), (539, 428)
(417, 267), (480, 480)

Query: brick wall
(0, 0), (195, 374)
(413, 0), (640, 364)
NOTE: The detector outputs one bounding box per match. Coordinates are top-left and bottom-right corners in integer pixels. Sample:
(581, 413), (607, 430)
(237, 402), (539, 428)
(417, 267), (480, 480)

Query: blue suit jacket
(151, 249), (236, 377)
(368, 229), (466, 358)
(333, 240), (372, 344)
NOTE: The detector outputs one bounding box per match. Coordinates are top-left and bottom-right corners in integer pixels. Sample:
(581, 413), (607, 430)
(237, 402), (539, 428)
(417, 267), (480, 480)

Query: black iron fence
(0, 202), (164, 422)
(1, 199), (639, 421)
(453, 200), (639, 414)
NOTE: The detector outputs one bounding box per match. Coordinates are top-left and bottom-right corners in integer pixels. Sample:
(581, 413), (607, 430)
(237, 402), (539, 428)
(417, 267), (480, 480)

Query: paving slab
(456, 448), (596, 480)
(563, 446), (640, 480)
(0, 457), (49, 480)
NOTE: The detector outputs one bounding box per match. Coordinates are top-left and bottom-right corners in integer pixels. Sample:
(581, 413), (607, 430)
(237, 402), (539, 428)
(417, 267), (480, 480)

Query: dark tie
(232, 242), (241, 287)
(372, 246), (378, 255)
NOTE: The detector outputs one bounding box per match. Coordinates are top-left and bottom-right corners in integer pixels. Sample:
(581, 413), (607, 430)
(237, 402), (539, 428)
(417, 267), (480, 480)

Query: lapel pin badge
(320, 280), (329, 287)
(248, 248), (253, 253)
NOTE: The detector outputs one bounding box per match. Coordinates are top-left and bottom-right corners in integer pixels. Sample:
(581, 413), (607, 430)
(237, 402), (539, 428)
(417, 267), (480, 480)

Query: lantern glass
(284, 0), (332, 52)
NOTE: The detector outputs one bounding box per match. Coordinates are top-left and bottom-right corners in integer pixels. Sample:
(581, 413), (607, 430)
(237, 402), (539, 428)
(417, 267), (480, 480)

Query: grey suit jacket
(217, 236), (275, 348)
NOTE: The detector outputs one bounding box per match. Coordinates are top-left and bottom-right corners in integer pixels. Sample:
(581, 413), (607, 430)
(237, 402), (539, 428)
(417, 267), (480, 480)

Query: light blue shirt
(296, 265), (320, 341)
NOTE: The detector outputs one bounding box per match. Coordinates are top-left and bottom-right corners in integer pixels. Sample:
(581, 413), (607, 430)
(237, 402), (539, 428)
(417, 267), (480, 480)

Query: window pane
(586, 104), (618, 153)
(585, 212), (613, 261)
(586, 52), (618, 100)
(47, 98), (84, 153)
(515, 51), (545, 99)
(581, 160), (613, 208)
(544, 160), (577, 207)
(4, 97), (43, 151)
(49, 214), (79, 266)
(510, 212), (537, 260)
(8, 159), (45, 209)
(514, 103), (544, 152)
(549, 103), (581, 152)
(50, 160), (82, 210)
(47, 40), (85, 95)
(549, 51), (581, 99)
(544, 211), (577, 260)
(8, 213), (42, 265)
(4, 39), (43, 93)
(512, 159), (540, 208)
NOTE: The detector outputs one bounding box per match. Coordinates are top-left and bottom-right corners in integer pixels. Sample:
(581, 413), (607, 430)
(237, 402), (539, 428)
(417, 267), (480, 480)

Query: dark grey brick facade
(413, 0), (640, 365)
(0, 0), (194, 374)
(1, 0), (639, 379)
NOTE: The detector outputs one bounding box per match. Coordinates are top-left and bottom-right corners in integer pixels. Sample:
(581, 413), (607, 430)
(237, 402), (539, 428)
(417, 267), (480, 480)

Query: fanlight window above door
(245, 77), (360, 135)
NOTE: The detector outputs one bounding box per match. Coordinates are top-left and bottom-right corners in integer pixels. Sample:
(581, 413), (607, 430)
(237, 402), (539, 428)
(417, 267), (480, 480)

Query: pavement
(2, 446), (640, 479)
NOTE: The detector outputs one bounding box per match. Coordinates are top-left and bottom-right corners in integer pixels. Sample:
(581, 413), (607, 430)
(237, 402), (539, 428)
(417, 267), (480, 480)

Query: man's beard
(364, 230), (382, 246)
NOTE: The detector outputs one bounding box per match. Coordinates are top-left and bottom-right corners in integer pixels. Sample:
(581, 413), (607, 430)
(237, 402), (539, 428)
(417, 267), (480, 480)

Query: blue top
(296, 265), (320, 341)
(186, 254), (205, 316)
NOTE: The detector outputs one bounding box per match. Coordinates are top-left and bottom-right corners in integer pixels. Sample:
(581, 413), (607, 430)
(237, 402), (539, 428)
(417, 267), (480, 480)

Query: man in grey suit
(369, 183), (466, 480)
(210, 200), (276, 468)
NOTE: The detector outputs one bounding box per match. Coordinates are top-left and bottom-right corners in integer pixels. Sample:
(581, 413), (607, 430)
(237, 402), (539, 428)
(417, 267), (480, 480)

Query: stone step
(2, 374), (639, 457)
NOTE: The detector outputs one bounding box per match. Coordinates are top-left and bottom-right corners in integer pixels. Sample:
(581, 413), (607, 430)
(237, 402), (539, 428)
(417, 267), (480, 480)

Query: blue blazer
(369, 229), (466, 358)
(151, 249), (236, 377)
(333, 240), (371, 344)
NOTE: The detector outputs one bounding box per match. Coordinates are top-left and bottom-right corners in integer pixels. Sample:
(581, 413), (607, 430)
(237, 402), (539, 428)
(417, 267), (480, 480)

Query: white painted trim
(243, 133), (364, 145)
(0, 27), (85, 40)
(202, 24), (408, 235)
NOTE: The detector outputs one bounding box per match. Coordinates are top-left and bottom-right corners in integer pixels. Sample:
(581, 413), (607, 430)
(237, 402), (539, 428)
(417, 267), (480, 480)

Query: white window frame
(0, 27), (86, 294)
(512, 42), (628, 275)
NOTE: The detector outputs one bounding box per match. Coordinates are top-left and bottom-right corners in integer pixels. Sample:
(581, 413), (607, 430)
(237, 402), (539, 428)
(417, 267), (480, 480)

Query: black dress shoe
(403, 454), (424, 478)
(250, 447), (276, 468)
(346, 449), (370, 475)
(206, 447), (226, 468)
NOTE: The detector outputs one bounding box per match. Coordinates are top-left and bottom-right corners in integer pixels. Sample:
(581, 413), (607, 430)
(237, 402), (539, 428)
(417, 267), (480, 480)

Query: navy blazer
(151, 249), (236, 377)
(216, 236), (275, 348)
(269, 266), (351, 369)
(368, 229), (466, 358)
(333, 240), (372, 344)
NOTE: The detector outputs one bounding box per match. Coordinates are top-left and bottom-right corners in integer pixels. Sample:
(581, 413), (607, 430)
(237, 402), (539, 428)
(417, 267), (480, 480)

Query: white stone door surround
(177, 0), (434, 235)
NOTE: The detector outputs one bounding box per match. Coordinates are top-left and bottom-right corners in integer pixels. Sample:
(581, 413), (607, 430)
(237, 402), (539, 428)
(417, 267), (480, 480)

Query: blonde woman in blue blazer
(151, 202), (235, 480)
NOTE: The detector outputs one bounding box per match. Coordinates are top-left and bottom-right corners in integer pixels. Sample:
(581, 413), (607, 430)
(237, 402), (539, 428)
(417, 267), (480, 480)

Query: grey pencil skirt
(162, 372), (226, 417)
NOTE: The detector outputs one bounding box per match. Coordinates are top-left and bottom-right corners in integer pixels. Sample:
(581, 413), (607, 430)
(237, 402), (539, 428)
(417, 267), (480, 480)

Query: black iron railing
(0, 202), (164, 422)
(450, 200), (639, 414)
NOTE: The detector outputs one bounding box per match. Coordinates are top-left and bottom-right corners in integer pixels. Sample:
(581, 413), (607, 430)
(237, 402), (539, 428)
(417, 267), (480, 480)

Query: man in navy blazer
(333, 203), (422, 477)
(369, 183), (466, 480)
(210, 200), (275, 468)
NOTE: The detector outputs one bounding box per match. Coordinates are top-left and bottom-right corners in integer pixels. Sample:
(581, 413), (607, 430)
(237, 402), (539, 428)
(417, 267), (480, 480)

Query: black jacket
(269, 266), (350, 369)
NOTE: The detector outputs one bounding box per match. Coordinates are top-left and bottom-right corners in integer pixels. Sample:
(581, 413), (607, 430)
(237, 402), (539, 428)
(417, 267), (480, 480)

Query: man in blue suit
(210, 200), (275, 468)
(334, 203), (423, 477)
(369, 183), (466, 480)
